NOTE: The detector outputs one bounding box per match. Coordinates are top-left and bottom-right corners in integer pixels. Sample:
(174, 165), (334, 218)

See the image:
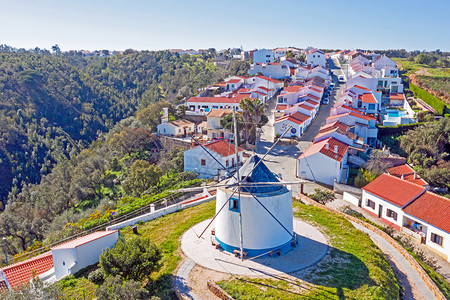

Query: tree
(122, 160), (162, 196)
(109, 127), (156, 155)
(309, 188), (336, 205)
(99, 236), (162, 281)
(354, 168), (379, 188)
(239, 98), (265, 144)
(95, 276), (151, 300)
(51, 44), (60, 53)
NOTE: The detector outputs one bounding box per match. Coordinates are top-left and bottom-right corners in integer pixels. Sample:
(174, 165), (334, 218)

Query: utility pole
(233, 109), (244, 261)
(109, 201), (112, 226)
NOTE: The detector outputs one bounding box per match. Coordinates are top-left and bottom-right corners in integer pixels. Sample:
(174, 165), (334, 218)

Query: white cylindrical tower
(214, 155), (293, 256)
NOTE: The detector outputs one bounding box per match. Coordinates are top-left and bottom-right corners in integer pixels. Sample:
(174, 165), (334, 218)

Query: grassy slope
(218, 201), (400, 300)
(58, 200), (216, 299)
(393, 58), (450, 77)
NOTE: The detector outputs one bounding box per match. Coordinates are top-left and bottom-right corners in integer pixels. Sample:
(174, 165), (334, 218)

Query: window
(386, 209), (397, 221)
(200, 159), (206, 166)
(366, 199), (375, 209)
(368, 104), (375, 110)
(232, 157), (235, 166)
(318, 55), (320, 58)
(226, 160), (229, 167)
(431, 233), (443, 246)
(378, 80), (383, 86)
(230, 198), (239, 212)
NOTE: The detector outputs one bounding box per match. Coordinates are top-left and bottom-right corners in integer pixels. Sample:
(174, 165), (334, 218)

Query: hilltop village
(0, 46), (448, 300)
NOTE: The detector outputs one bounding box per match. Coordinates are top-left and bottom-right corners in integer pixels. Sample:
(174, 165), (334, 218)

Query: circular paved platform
(181, 219), (328, 276)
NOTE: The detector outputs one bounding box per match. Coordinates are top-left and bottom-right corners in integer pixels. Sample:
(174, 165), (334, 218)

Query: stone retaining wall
(299, 194), (446, 300)
(207, 280), (234, 300)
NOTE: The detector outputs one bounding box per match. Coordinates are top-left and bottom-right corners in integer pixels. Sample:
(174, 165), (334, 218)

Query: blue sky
(1, 0), (449, 51)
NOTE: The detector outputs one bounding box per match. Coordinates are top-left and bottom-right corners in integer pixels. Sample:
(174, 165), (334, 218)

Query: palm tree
(239, 98), (265, 144)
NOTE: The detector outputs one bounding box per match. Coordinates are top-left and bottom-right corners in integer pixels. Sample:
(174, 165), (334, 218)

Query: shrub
(88, 268), (104, 285)
(308, 188), (336, 205)
(95, 276), (152, 300)
(99, 236), (162, 282)
(410, 83), (448, 115)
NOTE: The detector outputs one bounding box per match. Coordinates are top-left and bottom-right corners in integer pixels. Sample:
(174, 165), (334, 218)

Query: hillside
(0, 47), (233, 205)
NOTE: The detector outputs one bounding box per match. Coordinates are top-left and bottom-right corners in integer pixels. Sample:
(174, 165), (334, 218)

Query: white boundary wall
(343, 192), (360, 207)
(106, 195), (216, 231)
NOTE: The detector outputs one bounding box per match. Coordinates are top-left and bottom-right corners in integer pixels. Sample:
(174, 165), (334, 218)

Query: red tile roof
(200, 140), (244, 157)
(353, 85), (372, 91)
(363, 174), (426, 207)
(226, 79), (242, 84)
(389, 93), (406, 100)
(0, 252), (53, 289)
(319, 121), (349, 133)
(274, 112), (310, 126)
(52, 230), (118, 250)
(256, 75), (282, 84)
(386, 164), (428, 186)
(299, 104), (314, 111)
(258, 86), (272, 92)
(298, 137), (349, 162)
(403, 192), (450, 233)
(290, 112), (310, 122)
(253, 91), (267, 96)
(206, 109), (232, 118)
(283, 86), (302, 93)
(305, 100), (319, 106)
(359, 93), (378, 104)
(276, 104), (287, 110)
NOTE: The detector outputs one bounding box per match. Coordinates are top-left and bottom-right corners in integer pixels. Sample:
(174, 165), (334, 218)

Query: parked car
(338, 75), (345, 83)
(323, 98), (329, 104)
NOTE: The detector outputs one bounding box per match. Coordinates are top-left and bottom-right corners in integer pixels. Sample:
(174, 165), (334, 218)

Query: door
(378, 204), (383, 218)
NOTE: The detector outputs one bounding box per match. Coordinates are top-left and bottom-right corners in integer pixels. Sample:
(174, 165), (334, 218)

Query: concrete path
(352, 222), (437, 300)
(174, 259), (199, 300)
(181, 219), (328, 276)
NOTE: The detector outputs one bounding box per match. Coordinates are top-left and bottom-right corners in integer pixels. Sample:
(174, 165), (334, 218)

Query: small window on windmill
(230, 198), (239, 212)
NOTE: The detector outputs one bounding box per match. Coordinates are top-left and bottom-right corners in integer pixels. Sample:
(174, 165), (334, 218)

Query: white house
(184, 140), (244, 178)
(402, 192), (450, 262)
(326, 112), (378, 146)
(51, 230), (119, 279)
(297, 137), (349, 185)
(187, 95), (250, 112)
(372, 55), (397, 70)
(205, 109), (233, 140)
(306, 49), (326, 68)
(274, 112), (310, 138)
(248, 63), (290, 80)
(361, 174), (449, 261)
(157, 119), (195, 137)
(253, 49), (274, 64)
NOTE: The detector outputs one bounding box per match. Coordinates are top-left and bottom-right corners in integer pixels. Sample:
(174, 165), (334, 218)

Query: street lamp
(3, 237), (8, 265)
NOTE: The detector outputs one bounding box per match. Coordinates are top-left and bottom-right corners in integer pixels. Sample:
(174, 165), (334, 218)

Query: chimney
(334, 145), (338, 154)
(414, 173), (417, 179)
(401, 174), (404, 180)
(325, 142), (329, 150)
(161, 107), (169, 124)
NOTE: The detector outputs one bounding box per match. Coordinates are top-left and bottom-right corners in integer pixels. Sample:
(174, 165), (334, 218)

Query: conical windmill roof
(229, 155), (285, 194)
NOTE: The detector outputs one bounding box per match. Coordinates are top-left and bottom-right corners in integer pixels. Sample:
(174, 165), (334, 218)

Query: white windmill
(185, 109), (309, 259)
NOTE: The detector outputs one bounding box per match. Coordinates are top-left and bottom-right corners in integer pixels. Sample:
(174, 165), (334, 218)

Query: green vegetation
(56, 200), (216, 299)
(417, 75), (450, 99)
(99, 236), (162, 281)
(0, 46), (242, 206)
(218, 201), (400, 299)
(410, 83), (449, 115)
(394, 57), (450, 77)
(400, 118), (450, 189)
(308, 188), (336, 205)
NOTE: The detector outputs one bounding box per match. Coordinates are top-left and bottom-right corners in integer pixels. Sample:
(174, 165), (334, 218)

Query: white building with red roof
(306, 48), (326, 68)
(184, 140), (244, 178)
(361, 174), (449, 261)
(325, 111), (378, 146)
(297, 137), (349, 185)
(253, 49), (274, 64)
(51, 230), (119, 280)
(274, 112), (311, 139)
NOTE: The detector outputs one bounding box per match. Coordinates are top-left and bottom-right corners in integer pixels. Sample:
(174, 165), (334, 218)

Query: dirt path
(415, 68), (432, 75)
